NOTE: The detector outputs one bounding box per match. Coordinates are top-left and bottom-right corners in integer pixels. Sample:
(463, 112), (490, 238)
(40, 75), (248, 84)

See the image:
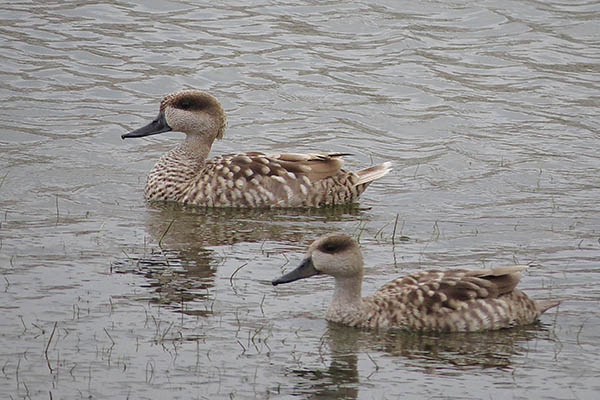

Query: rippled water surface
(1, 0), (599, 398)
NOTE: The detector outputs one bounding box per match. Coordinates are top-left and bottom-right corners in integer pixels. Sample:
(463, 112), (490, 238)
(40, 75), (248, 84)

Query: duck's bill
(121, 112), (172, 139)
(272, 257), (320, 286)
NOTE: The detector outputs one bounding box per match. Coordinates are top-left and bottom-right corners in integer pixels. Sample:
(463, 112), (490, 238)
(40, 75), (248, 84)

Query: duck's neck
(326, 275), (364, 325)
(144, 135), (213, 202)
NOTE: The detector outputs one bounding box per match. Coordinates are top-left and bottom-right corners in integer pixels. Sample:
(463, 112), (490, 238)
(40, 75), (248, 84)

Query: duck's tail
(355, 161), (392, 186)
(536, 299), (561, 314)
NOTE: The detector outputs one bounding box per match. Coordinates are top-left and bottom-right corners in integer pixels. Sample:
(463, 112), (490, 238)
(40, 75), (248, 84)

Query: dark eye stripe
(322, 243), (337, 253)
(174, 96), (211, 111)
(318, 236), (354, 254)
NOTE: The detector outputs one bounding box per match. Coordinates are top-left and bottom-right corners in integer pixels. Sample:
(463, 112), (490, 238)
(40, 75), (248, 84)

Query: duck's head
(122, 89), (226, 141)
(272, 233), (364, 286)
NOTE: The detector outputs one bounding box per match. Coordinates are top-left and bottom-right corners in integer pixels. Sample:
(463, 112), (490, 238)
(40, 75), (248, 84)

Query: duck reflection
(116, 203), (364, 313)
(113, 245), (218, 316)
(144, 202), (363, 247)
(288, 322), (555, 399)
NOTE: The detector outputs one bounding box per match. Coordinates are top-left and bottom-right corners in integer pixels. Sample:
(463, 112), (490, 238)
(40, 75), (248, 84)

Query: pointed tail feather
(355, 161), (392, 186)
(536, 299), (561, 314)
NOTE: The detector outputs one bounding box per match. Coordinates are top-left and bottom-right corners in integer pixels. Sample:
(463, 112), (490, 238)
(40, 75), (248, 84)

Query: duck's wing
(266, 152), (350, 181)
(211, 152), (349, 181)
(271, 152), (392, 185)
(193, 152), (356, 207)
(212, 151), (390, 185)
(193, 152), (390, 207)
(375, 265), (528, 311)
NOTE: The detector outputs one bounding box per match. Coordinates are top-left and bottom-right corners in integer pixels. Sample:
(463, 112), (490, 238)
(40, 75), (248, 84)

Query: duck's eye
(179, 100), (192, 110)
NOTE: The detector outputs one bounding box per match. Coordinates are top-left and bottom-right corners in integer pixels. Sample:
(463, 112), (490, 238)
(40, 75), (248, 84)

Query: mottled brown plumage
(122, 90), (391, 207)
(272, 233), (560, 332)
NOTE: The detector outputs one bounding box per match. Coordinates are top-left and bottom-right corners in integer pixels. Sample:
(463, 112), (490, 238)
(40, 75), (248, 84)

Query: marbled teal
(122, 90), (392, 208)
(272, 233), (560, 332)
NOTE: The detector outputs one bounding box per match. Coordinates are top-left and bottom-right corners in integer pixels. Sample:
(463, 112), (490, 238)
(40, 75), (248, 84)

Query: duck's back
(148, 151), (388, 208)
(355, 266), (557, 332)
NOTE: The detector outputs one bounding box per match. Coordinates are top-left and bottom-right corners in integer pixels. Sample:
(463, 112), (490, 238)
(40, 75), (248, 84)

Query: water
(1, 0), (599, 398)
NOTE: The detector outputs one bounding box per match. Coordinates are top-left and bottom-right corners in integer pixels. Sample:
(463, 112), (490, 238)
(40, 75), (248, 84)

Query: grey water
(1, 1), (599, 398)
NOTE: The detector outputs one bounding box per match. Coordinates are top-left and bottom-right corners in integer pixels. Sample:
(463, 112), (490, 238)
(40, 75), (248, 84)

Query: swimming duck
(272, 233), (560, 332)
(122, 90), (392, 208)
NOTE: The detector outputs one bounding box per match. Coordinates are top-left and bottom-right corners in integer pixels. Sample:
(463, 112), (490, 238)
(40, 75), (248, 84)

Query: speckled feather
(354, 268), (543, 331)
(124, 90), (392, 208)
(272, 233), (560, 332)
(146, 151), (380, 207)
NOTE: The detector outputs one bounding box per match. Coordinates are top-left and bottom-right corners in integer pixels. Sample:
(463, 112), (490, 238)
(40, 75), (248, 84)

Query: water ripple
(1, 1), (599, 399)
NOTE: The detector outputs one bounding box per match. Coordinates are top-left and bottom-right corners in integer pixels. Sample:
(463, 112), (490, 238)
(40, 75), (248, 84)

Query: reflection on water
(114, 203), (367, 310)
(371, 324), (551, 370)
(144, 202), (366, 247)
(289, 322), (557, 399)
(113, 248), (217, 315)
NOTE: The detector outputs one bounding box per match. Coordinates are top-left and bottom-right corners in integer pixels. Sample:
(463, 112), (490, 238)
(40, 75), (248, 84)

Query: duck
(272, 233), (560, 332)
(121, 89), (392, 208)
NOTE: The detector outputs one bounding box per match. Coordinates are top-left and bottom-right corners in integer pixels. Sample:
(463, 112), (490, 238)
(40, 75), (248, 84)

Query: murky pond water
(1, 0), (599, 398)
